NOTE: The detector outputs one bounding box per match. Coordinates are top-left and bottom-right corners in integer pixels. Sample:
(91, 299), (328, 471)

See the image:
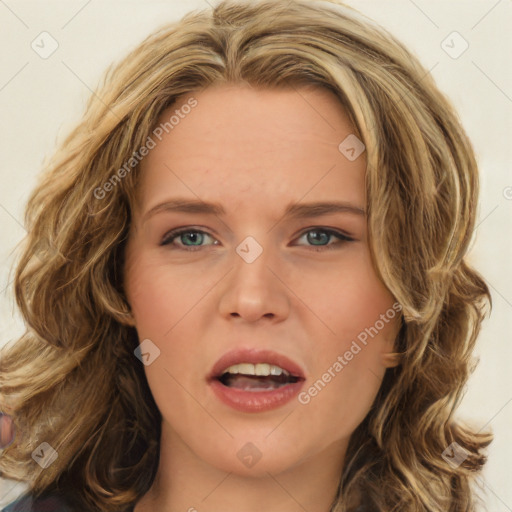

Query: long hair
(0, 1), (492, 510)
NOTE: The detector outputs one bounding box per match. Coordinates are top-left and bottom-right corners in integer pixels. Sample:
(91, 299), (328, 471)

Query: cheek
(299, 363), (385, 443)
(126, 253), (201, 335)
(301, 253), (397, 345)
(124, 254), (209, 383)
(295, 257), (398, 431)
(298, 316), (396, 440)
(127, 270), (199, 389)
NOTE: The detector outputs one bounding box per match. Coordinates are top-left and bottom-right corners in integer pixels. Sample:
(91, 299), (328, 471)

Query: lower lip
(209, 379), (304, 413)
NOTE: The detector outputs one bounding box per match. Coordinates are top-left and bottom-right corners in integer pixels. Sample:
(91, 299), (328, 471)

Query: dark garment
(1, 493), (136, 512)
(1, 493), (73, 512)
(2, 494), (368, 512)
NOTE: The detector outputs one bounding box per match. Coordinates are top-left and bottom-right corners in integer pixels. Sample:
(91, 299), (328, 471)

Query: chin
(194, 431), (313, 477)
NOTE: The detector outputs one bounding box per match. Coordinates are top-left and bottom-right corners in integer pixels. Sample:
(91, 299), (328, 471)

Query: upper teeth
(222, 363), (290, 377)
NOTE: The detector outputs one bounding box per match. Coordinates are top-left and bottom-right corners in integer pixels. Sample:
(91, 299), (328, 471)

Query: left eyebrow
(282, 201), (366, 219)
(142, 198), (366, 224)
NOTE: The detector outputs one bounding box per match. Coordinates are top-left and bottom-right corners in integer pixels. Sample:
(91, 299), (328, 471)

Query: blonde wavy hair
(0, 0), (492, 510)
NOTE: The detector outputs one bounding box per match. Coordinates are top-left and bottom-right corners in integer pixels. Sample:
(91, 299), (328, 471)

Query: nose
(217, 242), (290, 324)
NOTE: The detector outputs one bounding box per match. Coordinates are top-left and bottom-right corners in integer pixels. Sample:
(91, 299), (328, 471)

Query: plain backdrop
(0, 0), (511, 510)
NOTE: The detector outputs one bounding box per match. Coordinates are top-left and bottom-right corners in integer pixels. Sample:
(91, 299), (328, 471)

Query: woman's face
(124, 84), (401, 477)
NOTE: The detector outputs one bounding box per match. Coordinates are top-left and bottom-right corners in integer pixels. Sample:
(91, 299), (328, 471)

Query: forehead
(136, 84), (366, 215)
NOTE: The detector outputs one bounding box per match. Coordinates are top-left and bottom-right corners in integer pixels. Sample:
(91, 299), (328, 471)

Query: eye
(160, 228), (219, 251)
(293, 227), (354, 251)
(160, 226), (354, 252)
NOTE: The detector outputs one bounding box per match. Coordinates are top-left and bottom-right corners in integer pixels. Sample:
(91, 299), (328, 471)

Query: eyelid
(294, 226), (355, 242)
(160, 226), (219, 247)
(160, 225), (356, 250)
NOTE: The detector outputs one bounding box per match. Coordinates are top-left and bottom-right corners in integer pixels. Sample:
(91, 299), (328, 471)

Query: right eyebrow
(142, 198), (226, 224)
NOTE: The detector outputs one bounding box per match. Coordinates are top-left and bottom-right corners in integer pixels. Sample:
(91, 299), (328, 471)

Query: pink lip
(207, 348), (306, 413)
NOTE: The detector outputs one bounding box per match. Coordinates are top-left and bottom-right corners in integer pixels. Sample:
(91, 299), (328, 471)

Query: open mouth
(208, 349), (306, 412)
(216, 363), (301, 391)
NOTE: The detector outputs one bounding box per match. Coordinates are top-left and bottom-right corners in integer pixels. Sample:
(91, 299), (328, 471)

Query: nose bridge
(218, 234), (289, 322)
(232, 234), (276, 292)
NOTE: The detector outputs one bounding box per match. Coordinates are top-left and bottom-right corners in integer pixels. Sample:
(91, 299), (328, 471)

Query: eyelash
(160, 227), (355, 252)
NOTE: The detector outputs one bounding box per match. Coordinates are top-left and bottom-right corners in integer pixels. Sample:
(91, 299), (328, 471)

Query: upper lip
(208, 348), (306, 381)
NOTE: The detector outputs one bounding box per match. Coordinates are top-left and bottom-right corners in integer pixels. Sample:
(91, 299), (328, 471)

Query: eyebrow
(142, 198), (366, 223)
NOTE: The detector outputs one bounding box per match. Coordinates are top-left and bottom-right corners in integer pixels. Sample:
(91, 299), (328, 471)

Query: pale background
(0, 0), (510, 510)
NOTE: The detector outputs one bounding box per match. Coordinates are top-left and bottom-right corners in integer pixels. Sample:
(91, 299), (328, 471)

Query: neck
(135, 420), (346, 512)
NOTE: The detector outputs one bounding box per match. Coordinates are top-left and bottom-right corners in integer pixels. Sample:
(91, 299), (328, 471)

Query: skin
(124, 83), (401, 512)
(0, 413), (15, 449)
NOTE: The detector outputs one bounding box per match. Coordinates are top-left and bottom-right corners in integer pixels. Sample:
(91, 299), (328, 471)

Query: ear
(0, 413), (16, 449)
(381, 351), (402, 368)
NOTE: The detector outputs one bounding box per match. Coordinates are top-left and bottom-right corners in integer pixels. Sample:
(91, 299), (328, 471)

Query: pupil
(182, 232), (203, 246)
(308, 230), (328, 245)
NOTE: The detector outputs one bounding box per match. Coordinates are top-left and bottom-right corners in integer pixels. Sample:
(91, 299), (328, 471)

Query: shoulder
(1, 492), (73, 512)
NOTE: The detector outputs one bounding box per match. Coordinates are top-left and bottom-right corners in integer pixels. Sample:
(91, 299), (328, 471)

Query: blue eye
(294, 228), (354, 250)
(161, 228), (218, 251)
(160, 227), (354, 251)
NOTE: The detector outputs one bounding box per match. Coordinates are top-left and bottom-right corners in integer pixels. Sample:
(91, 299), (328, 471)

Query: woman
(0, 0), (492, 510)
